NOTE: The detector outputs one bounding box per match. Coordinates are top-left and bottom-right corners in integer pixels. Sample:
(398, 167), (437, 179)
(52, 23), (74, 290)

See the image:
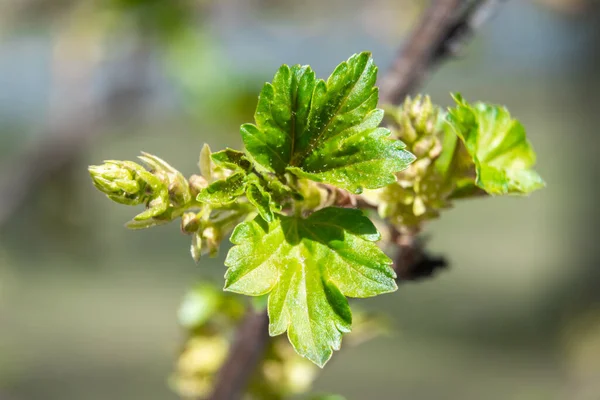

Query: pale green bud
(190, 231), (202, 263)
(133, 194), (169, 221)
(88, 161), (148, 205)
(202, 226), (221, 258)
(390, 95), (444, 158)
(138, 152), (192, 207)
(89, 158), (172, 222)
(181, 212), (201, 234)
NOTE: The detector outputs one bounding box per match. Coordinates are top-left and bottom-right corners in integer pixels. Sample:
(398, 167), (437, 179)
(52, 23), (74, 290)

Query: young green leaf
(446, 94), (545, 195)
(211, 148), (253, 172)
(246, 181), (274, 222)
(196, 172), (247, 206)
(224, 207), (396, 367)
(241, 52), (415, 194)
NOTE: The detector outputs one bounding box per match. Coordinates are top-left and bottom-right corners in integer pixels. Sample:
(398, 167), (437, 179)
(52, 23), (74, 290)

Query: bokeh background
(1, 0), (600, 399)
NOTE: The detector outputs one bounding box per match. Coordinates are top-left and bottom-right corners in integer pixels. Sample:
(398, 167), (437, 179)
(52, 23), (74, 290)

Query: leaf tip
(450, 92), (465, 105)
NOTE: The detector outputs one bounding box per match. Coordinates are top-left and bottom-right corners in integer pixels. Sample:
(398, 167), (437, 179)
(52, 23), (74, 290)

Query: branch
(379, 0), (506, 104)
(391, 229), (448, 281)
(207, 309), (269, 400)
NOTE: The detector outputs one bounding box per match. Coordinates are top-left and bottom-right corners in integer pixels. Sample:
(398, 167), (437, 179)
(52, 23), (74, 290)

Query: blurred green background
(1, 0), (600, 399)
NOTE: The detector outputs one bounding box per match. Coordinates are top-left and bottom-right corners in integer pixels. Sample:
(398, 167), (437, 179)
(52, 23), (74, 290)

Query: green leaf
(434, 122), (459, 177)
(196, 172), (247, 206)
(241, 52), (415, 194)
(246, 180), (274, 222)
(446, 94), (545, 195)
(265, 175), (303, 203)
(224, 207), (396, 367)
(448, 179), (486, 199)
(211, 148), (253, 172)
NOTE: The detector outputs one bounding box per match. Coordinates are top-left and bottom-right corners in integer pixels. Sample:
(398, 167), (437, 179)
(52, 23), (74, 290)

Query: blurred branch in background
(0, 39), (152, 227)
(534, 0), (600, 14)
(0, 0), (243, 229)
(379, 0), (506, 104)
(0, 3), (155, 228)
(207, 310), (269, 400)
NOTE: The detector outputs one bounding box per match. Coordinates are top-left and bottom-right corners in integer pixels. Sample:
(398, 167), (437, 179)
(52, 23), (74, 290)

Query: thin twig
(207, 309), (269, 400)
(378, 0), (462, 104)
(391, 228), (448, 281)
(379, 0), (506, 104)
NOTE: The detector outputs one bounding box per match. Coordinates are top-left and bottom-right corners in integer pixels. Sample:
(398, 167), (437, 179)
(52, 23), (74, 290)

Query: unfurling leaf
(246, 179), (274, 223)
(211, 148), (253, 172)
(224, 207), (396, 367)
(196, 172), (247, 206)
(241, 52), (415, 194)
(446, 94), (545, 195)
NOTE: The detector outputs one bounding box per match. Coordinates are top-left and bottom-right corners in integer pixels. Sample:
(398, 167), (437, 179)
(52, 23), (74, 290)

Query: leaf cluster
(362, 93), (545, 231)
(89, 52), (544, 367)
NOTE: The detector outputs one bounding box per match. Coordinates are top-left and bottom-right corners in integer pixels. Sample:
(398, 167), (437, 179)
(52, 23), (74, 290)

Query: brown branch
(207, 309), (269, 400)
(391, 228), (448, 281)
(379, 0), (506, 104)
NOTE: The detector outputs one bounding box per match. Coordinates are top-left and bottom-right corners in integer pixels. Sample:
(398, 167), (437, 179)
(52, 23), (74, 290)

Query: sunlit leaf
(211, 148), (253, 172)
(246, 177), (274, 223)
(196, 172), (247, 206)
(241, 52), (415, 194)
(446, 94), (545, 195)
(224, 207), (396, 366)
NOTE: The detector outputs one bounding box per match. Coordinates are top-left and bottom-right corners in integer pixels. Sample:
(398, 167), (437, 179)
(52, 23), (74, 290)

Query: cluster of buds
(89, 146), (254, 263)
(88, 152), (193, 227)
(388, 94), (443, 159)
(363, 95), (452, 228)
